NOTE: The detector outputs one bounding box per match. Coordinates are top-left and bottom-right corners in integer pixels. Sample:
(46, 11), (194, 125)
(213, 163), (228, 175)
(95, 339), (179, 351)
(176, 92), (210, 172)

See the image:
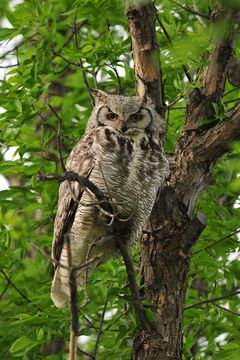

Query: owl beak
(115, 119), (127, 133)
(121, 125), (128, 133)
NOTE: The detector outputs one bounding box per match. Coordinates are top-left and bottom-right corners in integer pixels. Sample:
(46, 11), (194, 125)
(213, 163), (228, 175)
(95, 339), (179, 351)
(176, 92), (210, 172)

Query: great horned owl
(51, 89), (169, 307)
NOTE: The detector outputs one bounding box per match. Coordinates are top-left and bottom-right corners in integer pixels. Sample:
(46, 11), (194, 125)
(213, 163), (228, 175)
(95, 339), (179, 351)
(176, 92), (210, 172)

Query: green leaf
(9, 336), (38, 353)
(14, 99), (22, 113)
(0, 28), (18, 41)
(82, 44), (94, 54)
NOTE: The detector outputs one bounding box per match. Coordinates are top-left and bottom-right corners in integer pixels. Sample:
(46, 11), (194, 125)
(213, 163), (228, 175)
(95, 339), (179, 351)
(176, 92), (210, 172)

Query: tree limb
(125, 1), (165, 116)
(185, 10), (238, 128)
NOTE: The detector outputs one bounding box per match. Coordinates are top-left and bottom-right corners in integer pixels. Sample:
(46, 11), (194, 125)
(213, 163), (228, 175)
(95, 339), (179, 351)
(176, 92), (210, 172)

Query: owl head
(85, 89), (165, 137)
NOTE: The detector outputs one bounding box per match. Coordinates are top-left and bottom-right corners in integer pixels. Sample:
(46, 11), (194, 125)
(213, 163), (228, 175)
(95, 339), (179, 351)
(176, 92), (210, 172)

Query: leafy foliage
(0, 0), (239, 359)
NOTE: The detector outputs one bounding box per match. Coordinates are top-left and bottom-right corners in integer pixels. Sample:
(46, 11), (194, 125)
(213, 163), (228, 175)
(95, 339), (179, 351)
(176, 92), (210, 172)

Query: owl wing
(52, 133), (95, 268)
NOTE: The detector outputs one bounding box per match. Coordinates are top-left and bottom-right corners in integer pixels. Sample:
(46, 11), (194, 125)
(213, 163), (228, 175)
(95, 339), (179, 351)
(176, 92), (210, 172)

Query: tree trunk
(125, 1), (240, 359)
(133, 190), (205, 360)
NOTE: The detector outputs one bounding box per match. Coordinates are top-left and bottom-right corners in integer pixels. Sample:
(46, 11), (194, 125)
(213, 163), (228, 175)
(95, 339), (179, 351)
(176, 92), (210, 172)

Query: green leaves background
(0, 0), (239, 358)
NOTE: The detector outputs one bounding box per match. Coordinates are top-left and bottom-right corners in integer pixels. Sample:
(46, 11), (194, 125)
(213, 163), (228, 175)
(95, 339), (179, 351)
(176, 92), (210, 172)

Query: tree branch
(185, 10), (238, 128)
(125, 0), (165, 116)
(185, 290), (240, 310)
(0, 64), (18, 68)
(193, 229), (240, 255)
(169, 0), (210, 20)
(92, 298), (108, 358)
(214, 303), (240, 317)
(170, 99), (240, 214)
(37, 172), (112, 214)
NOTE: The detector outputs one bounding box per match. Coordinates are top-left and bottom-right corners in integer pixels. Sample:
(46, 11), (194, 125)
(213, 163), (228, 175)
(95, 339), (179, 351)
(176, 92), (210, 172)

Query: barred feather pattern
(51, 91), (169, 307)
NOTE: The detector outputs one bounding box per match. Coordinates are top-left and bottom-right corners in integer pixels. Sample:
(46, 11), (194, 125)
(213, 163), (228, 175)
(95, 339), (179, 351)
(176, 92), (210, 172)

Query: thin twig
(0, 277), (10, 299)
(54, 64), (70, 75)
(0, 269), (42, 311)
(83, 315), (99, 332)
(155, 10), (172, 43)
(193, 230), (240, 255)
(31, 242), (51, 258)
(62, 19), (89, 49)
(163, 95), (184, 108)
(31, 241), (102, 272)
(92, 298), (108, 358)
(53, 51), (80, 67)
(214, 303), (240, 316)
(155, 6), (193, 83)
(104, 310), (128, 331)
(0, 64), (18, 68)
(224, 98), (240, 104)
(107, 64), (122, 94)
(185, 290), (240, 310)
(223, 88), (240, 97)
(169, 0), (210, 20)
(37, 172), (112, 214)
(78, 348), (94, 359)
(170, 106), (187, 110)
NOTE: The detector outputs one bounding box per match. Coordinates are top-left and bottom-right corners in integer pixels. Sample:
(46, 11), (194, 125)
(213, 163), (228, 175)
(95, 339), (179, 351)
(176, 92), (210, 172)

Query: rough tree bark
(125, 1), (240, 359)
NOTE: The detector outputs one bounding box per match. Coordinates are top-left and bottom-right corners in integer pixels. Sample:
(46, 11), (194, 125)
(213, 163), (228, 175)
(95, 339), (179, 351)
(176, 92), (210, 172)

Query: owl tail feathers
(51, 269), (71, 308)
(50, 266), (87, 308)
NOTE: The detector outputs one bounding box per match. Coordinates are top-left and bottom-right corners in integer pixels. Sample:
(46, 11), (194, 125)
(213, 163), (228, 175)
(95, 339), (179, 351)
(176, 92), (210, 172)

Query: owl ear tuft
(89, 89), (107, 103)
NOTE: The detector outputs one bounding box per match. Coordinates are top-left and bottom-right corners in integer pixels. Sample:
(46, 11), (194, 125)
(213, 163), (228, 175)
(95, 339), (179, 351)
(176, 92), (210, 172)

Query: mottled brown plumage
(51, 90), (169, 307)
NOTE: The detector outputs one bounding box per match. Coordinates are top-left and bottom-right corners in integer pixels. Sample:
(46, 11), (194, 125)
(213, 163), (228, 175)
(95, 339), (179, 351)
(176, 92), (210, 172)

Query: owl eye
(106, 112), (118, 121)
(130, 112), (142, 122)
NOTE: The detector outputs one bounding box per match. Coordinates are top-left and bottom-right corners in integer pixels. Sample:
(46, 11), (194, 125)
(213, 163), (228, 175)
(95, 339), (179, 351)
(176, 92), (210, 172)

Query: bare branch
(185, 290), (240, 310)
(0, 64), (18, 68)
(169, 0), (210, 20)
(193, 230), (240, 255)
(37, 172), (113, 214)
(0, 269), (42, 312)
(214, 303), (240, 317)
(93, 298), (108, 358)
(53, 51), (80, 67)
(107, 64), (122, 94)
(62, 19), (89, 49)
(78, 348), (94, 359)
(31, 241), (102, 272)
(104, 310), (129, 331)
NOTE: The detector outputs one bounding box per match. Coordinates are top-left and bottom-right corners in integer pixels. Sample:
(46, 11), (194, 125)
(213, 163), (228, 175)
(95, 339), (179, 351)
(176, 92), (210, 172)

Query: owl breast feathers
(51, 89), (169, 307)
